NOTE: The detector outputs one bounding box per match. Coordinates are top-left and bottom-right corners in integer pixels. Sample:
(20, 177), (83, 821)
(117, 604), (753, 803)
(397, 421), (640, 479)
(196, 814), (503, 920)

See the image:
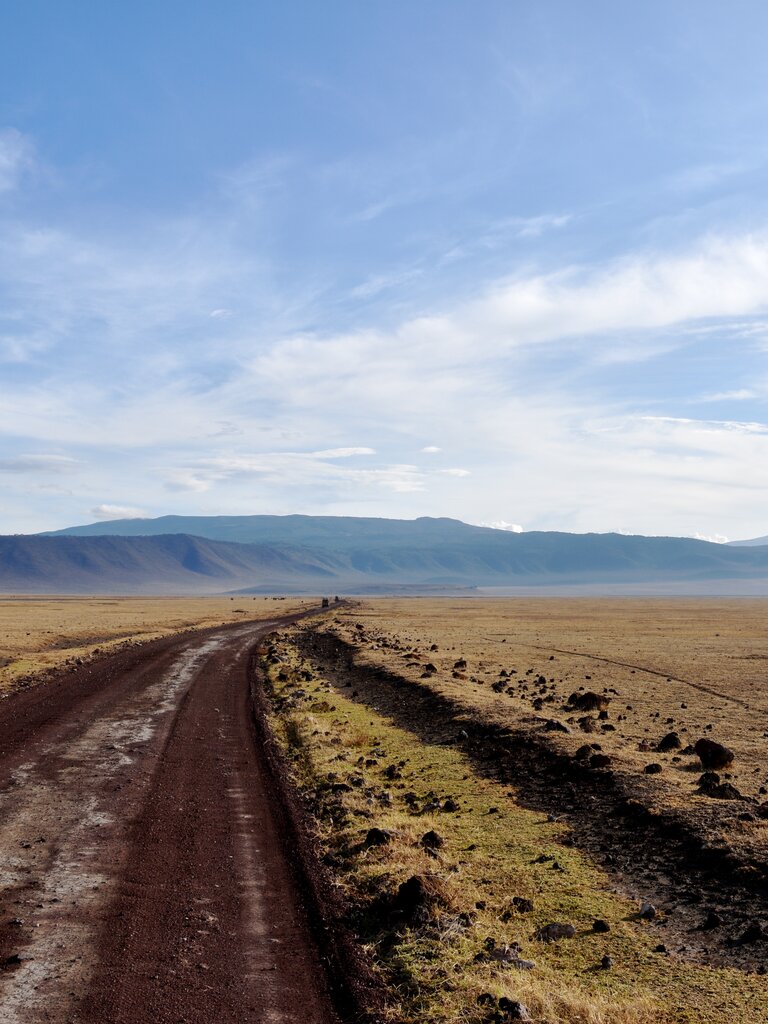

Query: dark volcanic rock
(420, 830), (444, 852)
(569, 691), (610, 712)
(589, 753), (611, 769)
(657, 731), (681, 752)
(363, 827), (392, 848)
(739, 921), (768, 944)
(535, 921), (576, 942)
(696, 772), (744, 800)
(544, 719), (569, 733)
(694, 738), (734, 771)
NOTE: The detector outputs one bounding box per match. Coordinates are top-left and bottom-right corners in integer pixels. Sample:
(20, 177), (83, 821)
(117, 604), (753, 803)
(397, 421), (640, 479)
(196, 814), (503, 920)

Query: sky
(2, 1), (768, 539)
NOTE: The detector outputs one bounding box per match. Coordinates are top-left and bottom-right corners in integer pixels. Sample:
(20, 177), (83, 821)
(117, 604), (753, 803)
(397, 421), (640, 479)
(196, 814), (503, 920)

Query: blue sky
(2, 1), (768, 539)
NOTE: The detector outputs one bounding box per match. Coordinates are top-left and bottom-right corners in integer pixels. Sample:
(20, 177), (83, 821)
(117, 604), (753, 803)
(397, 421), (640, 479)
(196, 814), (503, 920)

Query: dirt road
(0, 616), (344, 1024)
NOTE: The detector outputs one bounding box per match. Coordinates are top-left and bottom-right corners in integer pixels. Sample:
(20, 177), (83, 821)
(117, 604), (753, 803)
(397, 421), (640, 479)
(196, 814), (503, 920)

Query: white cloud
(310, 447), (376, 458)
(482, 520), (524, 533)
(440, 467), (471, 477)
(698, 388), (758, 402)
(421, 446), (442, 453)
(512, 213), (572, 238)
(0, 128), (33, 193)
(0, 454), (77, 473)
(90, 504), (149, 521)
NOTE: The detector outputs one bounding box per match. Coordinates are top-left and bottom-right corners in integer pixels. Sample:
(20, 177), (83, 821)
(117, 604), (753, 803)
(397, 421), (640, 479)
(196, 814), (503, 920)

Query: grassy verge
(259, 623), (768, 1024)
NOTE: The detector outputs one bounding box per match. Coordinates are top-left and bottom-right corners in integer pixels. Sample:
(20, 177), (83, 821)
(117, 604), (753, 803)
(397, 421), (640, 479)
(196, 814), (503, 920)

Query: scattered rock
(639, 902), (657, 920)
(589, 753), (611, 769)
(696, 772), (744, 800)
(644, 763), (663, 775)
(740, 922), (768, 944)
(498, 998), (532, 1020)
(701, 910), (723, 930)
(592, 919), (611, 933)
(573, 744), (593, 760)
(600, 954), (613, 969)
(657, 731), (681, 752)
(535, 922), (576, 942)
(544, 719), (569, 733)
(695, 738), (734, 771)
(363, 827), (391, 848)
(569, 691), (610, 712)
(420, 830), (444, 852)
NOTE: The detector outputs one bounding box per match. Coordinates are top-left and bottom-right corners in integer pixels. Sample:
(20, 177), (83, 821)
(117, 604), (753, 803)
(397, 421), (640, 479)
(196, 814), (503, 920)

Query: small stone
(740, 921), (768, 944)
(511, 896), (534, 913)
(589, 753), (611, 769)
(420, 830), (444, 851)
(535, 921), (576, 942)
(600, 954), (613, 969)
(695, 738), (734, 771)
(639, 902), (657, 920)
(701, 910), (723, 930)
(644, 763), (663, 774)
(497, 998), (532, 1020)
(363, 827), (391, 848)
(657, 731), (681, 752)
(592, 919), (611, 933)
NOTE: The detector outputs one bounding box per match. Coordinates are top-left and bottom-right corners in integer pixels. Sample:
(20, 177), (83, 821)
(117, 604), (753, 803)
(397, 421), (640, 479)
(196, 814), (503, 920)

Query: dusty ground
(258, 598), (768, 1023)
(0, 605), (353, 1024)
(328, 598), (768, 850)
(0, 594), (304, 691)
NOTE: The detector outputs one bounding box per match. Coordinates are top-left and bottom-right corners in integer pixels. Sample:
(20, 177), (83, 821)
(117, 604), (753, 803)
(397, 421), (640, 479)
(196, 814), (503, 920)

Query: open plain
(261, 597), (768, 1023)
(0, 594), (303, 692)
(3, 595), (768, 1023)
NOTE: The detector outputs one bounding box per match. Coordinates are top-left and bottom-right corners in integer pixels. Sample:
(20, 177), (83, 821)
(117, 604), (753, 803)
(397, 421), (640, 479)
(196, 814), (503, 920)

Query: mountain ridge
(1, 514), (765, 593)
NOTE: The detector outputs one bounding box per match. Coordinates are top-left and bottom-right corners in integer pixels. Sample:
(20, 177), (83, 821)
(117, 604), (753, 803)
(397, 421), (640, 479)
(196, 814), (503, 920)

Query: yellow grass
(0, 594), (311, 690)
(262, 600), (768, 1024)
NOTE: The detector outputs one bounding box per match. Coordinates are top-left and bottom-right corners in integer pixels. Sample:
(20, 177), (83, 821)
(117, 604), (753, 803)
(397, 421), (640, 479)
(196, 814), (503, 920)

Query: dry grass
(323, 598), (768, 864)
(0, 594), (311, 691)
(263, 611), (768, 1024)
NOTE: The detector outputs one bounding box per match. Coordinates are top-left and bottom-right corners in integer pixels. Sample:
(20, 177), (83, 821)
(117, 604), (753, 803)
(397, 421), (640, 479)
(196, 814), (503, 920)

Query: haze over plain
(1, 2), (767, 540)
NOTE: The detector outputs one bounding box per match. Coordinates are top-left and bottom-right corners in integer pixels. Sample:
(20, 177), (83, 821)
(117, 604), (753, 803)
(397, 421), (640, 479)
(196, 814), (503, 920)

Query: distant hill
(1, 514), (765, 593)
(728, 535), (768, 547)
(0, 534), (337, 594)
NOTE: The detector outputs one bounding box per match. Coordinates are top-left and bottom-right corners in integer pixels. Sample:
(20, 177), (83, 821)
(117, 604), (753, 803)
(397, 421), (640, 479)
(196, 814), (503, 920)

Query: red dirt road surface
(0, 616), (344, 1024)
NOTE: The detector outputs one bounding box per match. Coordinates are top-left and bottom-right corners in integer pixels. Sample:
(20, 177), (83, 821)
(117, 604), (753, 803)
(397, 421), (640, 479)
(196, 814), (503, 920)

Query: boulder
(694, 738), (734, 771)
(569, 691), (610, 712)
(657, 731), (681, 752)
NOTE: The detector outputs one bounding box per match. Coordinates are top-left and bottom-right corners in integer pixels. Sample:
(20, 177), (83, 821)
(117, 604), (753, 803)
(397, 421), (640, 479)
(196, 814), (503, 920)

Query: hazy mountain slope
(44, 513), (498, 548)
(728, 535), (768, 547)
(0, 535), (337, 594)
(11, 516), (768, 593)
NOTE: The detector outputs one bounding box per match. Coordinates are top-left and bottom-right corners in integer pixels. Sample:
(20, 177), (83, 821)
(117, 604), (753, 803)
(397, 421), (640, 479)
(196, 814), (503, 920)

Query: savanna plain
(4, 595), (768, 1023)
(263, 597), (768, 1023)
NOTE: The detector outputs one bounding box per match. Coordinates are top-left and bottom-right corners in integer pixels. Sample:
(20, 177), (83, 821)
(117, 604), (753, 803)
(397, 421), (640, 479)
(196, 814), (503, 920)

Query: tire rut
(0, 614), (351, 1024)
